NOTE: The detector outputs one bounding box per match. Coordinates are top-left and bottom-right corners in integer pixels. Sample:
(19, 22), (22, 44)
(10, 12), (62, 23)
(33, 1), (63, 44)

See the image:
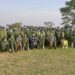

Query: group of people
(0, 25), (75, 52)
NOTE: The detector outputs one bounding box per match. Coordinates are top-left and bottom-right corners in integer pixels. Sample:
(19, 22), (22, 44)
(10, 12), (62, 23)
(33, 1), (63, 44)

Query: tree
(60, 0), (75, 27)
(44, 22), (55, 28)
(6, 22), (22, 30)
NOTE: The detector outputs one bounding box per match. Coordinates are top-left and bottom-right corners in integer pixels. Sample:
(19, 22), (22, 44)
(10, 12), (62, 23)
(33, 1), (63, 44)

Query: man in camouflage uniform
(55, 28), (61, 47)
(48, 32), (56, 49)
(70, 29), (75, 48)
(60, 31), (65, 48)
(22, 34), (29, 50)
(16, 35), (22, 51)
(39, 30), (45, 49)
(0, 27), (7, 52)
(8, 35), (15, 52)
(1, 38), (8, 52)
(30, 33), (38, 49)
(45, 29), (50, 47)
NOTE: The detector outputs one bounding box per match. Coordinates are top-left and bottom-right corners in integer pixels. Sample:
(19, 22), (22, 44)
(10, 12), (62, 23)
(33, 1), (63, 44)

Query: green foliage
(60, 0), (75, 27)
(70, 0), (75, 9)
(7, 22), (22, 30)
(44, 22), (55, 28)
(60, 7), (70, 14)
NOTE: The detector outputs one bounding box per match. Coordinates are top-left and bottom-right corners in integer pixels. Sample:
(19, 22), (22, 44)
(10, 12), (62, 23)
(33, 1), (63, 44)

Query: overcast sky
(0, 0), (69, 27)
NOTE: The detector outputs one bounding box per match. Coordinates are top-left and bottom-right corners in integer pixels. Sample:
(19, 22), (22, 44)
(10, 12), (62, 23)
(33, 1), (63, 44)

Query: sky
(0, 0), (69, 27)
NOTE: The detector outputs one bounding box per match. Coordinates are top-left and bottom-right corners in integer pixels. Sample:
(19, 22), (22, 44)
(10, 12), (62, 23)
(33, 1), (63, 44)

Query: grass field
(0, 48), (75, 75)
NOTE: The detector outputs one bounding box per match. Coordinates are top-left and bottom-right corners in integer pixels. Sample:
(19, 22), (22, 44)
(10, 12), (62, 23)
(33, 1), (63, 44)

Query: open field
(0, 48), (75, 75)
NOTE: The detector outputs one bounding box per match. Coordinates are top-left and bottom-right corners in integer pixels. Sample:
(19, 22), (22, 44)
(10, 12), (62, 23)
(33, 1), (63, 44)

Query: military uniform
(48, 33), (56, 49)
(30, 34), (38, 49)
(45, 30), (50, 47)
(0, 28), (7, 51)
(8, 35), (15, 52)
(1, 39), (8, 52)
(16, 35), (22, 50)
(22, 34), (29, 50)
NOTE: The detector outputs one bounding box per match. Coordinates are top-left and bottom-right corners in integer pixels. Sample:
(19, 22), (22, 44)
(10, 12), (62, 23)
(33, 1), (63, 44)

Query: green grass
(0, 48), (75, 75)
